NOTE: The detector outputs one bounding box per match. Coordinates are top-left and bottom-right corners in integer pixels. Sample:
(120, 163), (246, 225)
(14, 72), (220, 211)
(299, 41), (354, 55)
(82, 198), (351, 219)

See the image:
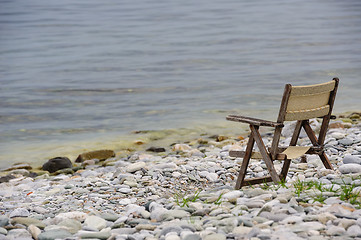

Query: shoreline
(1, 112), (361, 239)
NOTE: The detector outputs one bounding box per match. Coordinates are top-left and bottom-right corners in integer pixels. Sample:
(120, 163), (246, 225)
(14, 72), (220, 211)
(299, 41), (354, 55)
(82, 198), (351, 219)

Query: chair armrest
(226, 115), (284, 127)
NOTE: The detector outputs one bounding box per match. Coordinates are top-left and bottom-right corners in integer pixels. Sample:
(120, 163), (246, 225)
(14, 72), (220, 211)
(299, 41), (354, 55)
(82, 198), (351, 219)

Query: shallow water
(1, 0), (361, 168)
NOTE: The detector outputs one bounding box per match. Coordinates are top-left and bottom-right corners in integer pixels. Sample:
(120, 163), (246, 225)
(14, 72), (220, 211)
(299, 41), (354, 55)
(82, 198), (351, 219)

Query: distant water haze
(1, 0), (361, 168)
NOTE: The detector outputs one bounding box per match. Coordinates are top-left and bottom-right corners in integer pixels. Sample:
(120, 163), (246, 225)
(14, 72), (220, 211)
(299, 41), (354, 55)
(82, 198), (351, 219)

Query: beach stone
(165, 235), (181, 240)
(243, 188), (268, 198)
(135, 224), (157, 231)
(317, 212), (337, 224)
(326, 226), (345, 236)
(9, 208), (30, 218)
(42, 157), (72, 173)
(339, 164), (361, 174)
(55, 211), (88, 222)
(161, 210), (190, 220)
(10, 217), (46, 229)
(339, 138), (354, 146)
(84, 216), (107, 231)
(77, 227), (111, 239)
(0, 216), (9, 227)
(7, 229), (33, 239)
(28, 224), (41, 240)
(75, 149), (115, 162)
(172, 144), (192, 152)
(58, 219), (82, 234)
(331, 132), (346, 139)
(339, 218), (356, 229)
(38, 229), (72, 240)
(222, 190), (243, 201)
(297, 222), (326, 232)
(0, 227), (7, 235)
(126, 161), (146, 173)
(343, 155), (361, 165)
(205, 172), (218, 182)
(347, 225), (361, 237)
(182, 233), (201, 240)
(160, 226), (183, 236)
(99, 213), (119, 222)
(203, 233), (226, 240)
(232, 226), (252, 235)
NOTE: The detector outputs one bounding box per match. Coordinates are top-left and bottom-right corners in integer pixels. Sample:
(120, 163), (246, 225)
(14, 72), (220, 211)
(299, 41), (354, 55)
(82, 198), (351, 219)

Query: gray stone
(9, 208), (30, 218)
(339, 138), (354, 146)
(182, 233), (201, 240)
(161, 210), (190, 220)
(6, 228), (32, 239)
(222, 190), (243, 201)
(203, 234), (226, 240)
(77, 227), (111, 239)
(347, 225), (361, 237)
(160, 226), (183, 236)
(259, 212), (288, 222)
(339, 164), (361, 174)
(58, 218), (82, 234)
(84, 215), (107, 230)
(0, 216), (9, 227)
(10, 217), (46, 229)
(0, 228), (7, 235)
(126, 161), (146, 173)
(343, 155), (361, 165)
(326, 226), (346, 236)
(232, 226), (252, 235)
(38, 229), (72, 240)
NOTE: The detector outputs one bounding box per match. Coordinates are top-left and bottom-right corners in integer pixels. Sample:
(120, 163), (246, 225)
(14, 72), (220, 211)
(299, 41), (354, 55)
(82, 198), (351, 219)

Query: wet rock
(0, 174), (16, 183)
(42, 157), (72, 173)
(147, 147), (166, 152)
(1, 163), (32, 171)
(75, 149), (115, 162)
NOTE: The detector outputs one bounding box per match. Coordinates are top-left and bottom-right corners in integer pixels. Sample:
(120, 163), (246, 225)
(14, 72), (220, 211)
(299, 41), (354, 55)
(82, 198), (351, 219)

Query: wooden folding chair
(227, 78), (339, 189)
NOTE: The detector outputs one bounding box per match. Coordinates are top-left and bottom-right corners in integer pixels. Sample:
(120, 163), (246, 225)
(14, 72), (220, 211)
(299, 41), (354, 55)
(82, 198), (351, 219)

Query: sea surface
(1, 0), (361, 168)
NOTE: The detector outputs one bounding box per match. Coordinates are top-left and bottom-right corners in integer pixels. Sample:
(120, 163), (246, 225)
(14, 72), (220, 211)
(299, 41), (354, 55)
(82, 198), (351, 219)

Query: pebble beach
(1, 113), (361, 240)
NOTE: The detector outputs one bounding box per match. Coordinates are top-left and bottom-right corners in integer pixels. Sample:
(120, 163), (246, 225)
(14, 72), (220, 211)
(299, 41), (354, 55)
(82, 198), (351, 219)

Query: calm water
(1, 0), (361, 168)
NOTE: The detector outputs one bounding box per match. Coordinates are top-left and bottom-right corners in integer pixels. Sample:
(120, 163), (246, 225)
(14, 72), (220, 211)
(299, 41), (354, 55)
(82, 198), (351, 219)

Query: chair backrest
(277, 78), (339, 122)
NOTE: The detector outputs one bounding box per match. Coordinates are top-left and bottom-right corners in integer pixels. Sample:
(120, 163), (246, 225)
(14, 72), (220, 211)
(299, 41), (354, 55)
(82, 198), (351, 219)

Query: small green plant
(214, 193), (223, 205)
(189, 189), (202, 202)
(260, 181), (271, 190)
(293, 179), (307, 197)
(278, 178), (288, 189)
(174, 189), (203, 207)
(311, 193), (327, 204)
(340, 184), (360, 202)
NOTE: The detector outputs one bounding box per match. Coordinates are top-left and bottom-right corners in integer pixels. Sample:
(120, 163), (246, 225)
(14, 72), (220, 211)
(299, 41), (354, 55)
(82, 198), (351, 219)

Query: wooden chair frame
(226, 78), (339, 189)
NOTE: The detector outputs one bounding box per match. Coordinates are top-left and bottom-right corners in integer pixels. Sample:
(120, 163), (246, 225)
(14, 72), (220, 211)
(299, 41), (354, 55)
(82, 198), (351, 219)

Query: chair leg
(250, 125), (281, 183)
(303, 120), (333, 170)
(319, 152), (334, 170)
(279, 158), (291, 180)
(235, 133), (255, 190)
